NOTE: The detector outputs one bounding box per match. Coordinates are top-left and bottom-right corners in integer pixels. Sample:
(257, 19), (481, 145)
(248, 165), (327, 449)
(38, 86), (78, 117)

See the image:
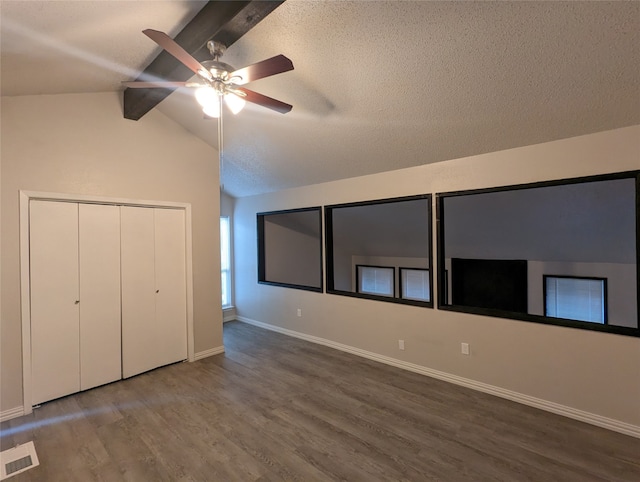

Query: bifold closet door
(30, 201), (80, 405)
(78, 203), (122, 390)
(121, 206), (187, 378)
(121, 207), (157, 378)
(154, 208), (188, 367)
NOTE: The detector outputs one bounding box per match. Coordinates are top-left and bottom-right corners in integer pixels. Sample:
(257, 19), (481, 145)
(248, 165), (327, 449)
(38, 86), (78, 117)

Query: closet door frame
(19, 191), (195, 415)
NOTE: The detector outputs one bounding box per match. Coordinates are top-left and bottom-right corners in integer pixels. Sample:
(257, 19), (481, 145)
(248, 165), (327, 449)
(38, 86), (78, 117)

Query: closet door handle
(74, 300), (80, 304)
(156, 290), (160, 293)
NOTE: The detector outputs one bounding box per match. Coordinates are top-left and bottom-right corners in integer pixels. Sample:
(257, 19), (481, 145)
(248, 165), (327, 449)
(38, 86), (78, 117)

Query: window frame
(543, 274), (608, 325)
(257, 206), (324, 293)
(436, 170), (639, 338)
(356, 264), (396, 298)
(325, 194), (434, 307)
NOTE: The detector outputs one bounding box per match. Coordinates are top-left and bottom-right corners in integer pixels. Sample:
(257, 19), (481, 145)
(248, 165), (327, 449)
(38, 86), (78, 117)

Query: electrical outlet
(297, 308), (302, 317)
(398, 339), (405, 350)
(461, 342), (470, 355)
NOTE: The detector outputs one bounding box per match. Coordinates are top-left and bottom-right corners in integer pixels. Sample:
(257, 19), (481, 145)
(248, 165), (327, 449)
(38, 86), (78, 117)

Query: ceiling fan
(123, 29), (294, 117)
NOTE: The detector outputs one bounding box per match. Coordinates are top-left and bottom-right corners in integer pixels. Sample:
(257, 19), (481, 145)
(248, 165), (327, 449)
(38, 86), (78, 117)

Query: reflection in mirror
(357, 265), (395, 297)
(326, 195), (433, 307)
(438, 172), (639, 336)
(544, 275), (607, 324)
(400, 268), (431, 302)
(257, 207), (323, 292)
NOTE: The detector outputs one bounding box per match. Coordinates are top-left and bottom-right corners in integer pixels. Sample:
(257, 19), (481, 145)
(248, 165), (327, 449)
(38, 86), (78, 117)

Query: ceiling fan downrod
(207, 40), (226, 61)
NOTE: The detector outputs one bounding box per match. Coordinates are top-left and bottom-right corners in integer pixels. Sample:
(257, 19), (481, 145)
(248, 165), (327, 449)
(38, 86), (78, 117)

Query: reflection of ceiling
(264, 210), (321, 238)
(443, 177), (636, 263)
(2, 1), (639, 197)
(331, 199), (430, 258)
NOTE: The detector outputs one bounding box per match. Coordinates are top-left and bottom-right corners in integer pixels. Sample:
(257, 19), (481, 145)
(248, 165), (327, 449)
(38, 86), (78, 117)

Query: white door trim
(19, 191), (196, 415)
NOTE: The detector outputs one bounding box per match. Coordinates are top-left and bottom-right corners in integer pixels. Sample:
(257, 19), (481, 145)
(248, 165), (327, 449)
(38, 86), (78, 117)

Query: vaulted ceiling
(2, 1), (639, 197)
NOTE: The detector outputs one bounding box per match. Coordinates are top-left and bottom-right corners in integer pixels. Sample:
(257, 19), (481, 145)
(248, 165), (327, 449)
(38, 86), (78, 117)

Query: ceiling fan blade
(235, 87), (293, 114)
(122, 81), (191, 88)
(142, 29), (210, 79)
(230, 55), (294, 85)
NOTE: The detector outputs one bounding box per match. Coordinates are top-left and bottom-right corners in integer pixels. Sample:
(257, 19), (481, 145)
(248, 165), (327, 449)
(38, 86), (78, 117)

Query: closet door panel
(30, 201), (80, 405)
(79, 203), (122, 390)
(120, 206), (157, 378)
(154, 208), (188, 366)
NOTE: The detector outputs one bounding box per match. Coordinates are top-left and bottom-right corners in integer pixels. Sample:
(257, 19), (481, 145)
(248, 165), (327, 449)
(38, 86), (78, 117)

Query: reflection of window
(357, 265), (394, 297)
(544, 276), (607, 324)
(220, 216), (232, 307)
(400, 268), (430, 302)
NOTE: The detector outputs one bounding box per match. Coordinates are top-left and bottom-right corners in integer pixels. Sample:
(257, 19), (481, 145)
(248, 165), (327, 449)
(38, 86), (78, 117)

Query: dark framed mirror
(437, 171), (639, 337)
(257, 207), (323, 292)
(325, 195), (433, 307)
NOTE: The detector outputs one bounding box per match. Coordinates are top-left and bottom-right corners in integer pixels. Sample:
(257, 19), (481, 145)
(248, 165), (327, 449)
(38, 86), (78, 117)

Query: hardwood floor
(2, 320), (639, 481)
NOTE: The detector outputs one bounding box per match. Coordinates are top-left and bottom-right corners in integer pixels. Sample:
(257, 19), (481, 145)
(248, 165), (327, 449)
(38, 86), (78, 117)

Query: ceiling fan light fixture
(202, 100), (221, 118)
(196, 86), (222, 117)
(195, 86), (217, 108)
(225, 93), (246, 115)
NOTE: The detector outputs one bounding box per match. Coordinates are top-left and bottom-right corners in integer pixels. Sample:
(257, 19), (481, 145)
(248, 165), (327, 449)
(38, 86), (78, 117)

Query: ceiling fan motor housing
(201, 60), (236, 81)
(207, 40), (226, 60)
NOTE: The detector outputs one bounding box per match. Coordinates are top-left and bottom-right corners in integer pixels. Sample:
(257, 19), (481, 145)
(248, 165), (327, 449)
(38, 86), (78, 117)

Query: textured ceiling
(2, 1), (639, 197)
(0, 1), (207, 94)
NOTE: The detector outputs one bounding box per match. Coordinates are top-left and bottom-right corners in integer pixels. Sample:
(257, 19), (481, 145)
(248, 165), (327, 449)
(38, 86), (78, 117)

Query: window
(220, 216), (232, 307)
(257, 207), (323, 292)
(357, 265), (394, 297)
(545, 276), (607, 324)
(400, 268), (430, 302)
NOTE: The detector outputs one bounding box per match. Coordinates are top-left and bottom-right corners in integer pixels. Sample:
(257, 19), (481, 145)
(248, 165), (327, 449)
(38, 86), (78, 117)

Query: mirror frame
(436, 170), (640, 337)
(257, 206), (324, 293)
(325, 194), (434, 308)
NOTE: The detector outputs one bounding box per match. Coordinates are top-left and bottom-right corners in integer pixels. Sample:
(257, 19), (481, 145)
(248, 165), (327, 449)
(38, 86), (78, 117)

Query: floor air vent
(0, 442), (39, 480)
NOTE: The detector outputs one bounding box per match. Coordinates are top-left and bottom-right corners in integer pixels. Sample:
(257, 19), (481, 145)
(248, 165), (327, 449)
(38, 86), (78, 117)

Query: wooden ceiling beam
(123, 0), (284, 120)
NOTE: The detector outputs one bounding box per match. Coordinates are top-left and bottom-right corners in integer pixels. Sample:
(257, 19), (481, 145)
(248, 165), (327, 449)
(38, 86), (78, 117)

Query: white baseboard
(236, 316), (640, 439)
(0, 406), (25, 423)
(194, 346), (225, 361)
(223, 307), (236, 323)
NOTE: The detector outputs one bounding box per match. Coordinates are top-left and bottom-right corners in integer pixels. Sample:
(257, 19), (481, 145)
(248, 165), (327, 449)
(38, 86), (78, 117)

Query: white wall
(221, 191), (235, 218)
(1, 92), (222, 413)
(234, 126), (640, 429)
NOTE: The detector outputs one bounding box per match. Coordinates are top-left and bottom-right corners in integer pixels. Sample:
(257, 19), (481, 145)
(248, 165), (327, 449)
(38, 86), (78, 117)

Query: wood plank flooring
(2, 320), (639, 481)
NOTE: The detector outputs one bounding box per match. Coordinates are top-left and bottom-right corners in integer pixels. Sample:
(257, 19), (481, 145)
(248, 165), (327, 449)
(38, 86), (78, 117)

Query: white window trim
(220, 216), (233, 309)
